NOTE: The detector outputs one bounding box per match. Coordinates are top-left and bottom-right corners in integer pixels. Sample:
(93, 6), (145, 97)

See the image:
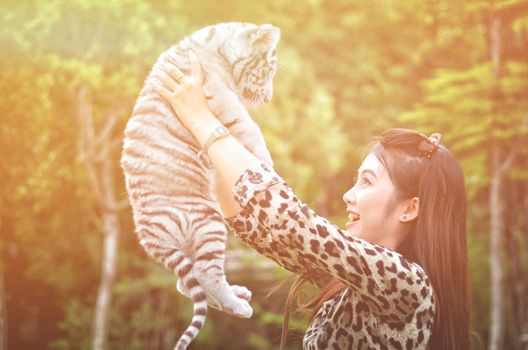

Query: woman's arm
(155, 54), (435, 317)
(154, 53), (262, 218)
(214, 168), (243, 217)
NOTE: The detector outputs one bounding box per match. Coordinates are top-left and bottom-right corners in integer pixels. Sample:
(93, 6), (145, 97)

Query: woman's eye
(361, 177), (371, 186)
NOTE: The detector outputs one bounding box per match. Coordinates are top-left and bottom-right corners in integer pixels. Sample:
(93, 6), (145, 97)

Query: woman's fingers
(163, 62), (187, 85)
(159, 71), (180, 92)
(159, 52), (202, 89)
(152, 84), (172, 102)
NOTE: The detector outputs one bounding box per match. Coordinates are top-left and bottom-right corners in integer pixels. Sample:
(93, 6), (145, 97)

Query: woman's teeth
(348, 213), (360, 221)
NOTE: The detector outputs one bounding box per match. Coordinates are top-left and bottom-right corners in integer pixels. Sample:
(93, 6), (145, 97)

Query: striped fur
(120, 22), (280, 349)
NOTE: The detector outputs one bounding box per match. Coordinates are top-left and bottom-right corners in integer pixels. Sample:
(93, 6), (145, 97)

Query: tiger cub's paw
(231, 284), (252, 301)
(223, 297), (253, 319)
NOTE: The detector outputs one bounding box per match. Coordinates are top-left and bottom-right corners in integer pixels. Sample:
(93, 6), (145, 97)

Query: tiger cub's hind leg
(135, 212), (208, 349)
(190, 214), (253, 318)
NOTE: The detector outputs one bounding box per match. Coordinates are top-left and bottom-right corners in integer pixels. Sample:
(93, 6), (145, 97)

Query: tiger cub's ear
(247, 24), (280, 47)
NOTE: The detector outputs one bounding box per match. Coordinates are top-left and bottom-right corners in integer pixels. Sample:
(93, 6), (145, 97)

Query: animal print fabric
(224, 162), (435, 349)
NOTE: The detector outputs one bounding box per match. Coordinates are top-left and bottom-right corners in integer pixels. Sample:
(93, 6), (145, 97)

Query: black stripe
(237, 52), (266, 85)
(192, 206), (220, 217)
(195, 307), (207, 316)
(199, 236), (226, 247)
(127, 158), (206, 189)
(158, 248), (177, 259)
(174, 254), (185, 267)
(141, 209), (183, 232)
(229, 55), (246, 80)
(192, 320), (203, 330)
(204, 230), (226, 237)
(126, 127), (183, 157)
(150, 221), (171, 235)
(126, 178), (154, 191)
(178, 263), (192, 277)
(137, 228), (157, 240)
(192, 218), (224, 232)
(196, 250), (224, 261)
(142, 242), (160, 251)
(235, 56), (256, 85)
(125, 163), (176, 183)
(193, 292), (206, 302)
(168, 253), (185, 270)
(176, 200), (215, 208)
(167, 258), (179, 270)
(184, 330), (194, 339)
(186, 278), (200, 289)
(137, 220), (171, 238)
(203, 264), (222, 273)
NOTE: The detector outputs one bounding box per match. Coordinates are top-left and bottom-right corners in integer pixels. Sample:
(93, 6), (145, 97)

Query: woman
(154, 52), (470, 349)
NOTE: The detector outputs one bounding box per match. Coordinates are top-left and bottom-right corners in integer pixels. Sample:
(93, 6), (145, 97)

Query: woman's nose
(343, 187), (356, 205)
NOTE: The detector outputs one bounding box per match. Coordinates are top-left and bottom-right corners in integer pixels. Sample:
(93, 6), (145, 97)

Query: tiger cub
(120, 22), (280, 349)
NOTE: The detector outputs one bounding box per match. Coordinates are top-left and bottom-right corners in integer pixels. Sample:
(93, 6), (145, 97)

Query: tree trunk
(93, 211), (120, 350)
(489, 10), (504, 350)
(489, 145), (504, 350)
(76, 85), (125, 350)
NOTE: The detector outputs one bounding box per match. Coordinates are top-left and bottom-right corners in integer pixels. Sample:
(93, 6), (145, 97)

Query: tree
(400, 2), (528, 348)
(75, 84), (130, 350)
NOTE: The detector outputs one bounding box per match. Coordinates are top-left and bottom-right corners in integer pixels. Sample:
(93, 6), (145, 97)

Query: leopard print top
(224, 162), (435, 349)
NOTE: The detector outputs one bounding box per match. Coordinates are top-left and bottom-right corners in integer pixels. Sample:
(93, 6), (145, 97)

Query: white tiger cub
(120, 22), (280, 349)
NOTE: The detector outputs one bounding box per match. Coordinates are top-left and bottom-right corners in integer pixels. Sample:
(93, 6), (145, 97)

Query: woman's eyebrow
(358, 169), (378, 179)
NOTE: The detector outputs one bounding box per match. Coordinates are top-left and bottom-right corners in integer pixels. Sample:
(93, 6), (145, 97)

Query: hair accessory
(418, 132), (442, 158)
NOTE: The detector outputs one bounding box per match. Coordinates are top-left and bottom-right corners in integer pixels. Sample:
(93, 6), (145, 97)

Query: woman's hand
(154, 51), (217, 135)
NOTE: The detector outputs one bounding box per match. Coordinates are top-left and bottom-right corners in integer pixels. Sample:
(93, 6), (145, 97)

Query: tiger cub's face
(230, 24), (280, 107)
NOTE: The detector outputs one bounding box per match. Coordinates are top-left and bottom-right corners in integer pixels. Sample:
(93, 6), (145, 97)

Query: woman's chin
(345, 220), (360, 236)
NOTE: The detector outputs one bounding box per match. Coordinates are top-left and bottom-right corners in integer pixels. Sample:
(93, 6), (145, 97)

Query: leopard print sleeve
(224, 163), (332, 287)
(225, 162), (435, 317)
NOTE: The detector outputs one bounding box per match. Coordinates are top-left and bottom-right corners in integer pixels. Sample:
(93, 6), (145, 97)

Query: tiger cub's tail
(172, 252), (207, 350)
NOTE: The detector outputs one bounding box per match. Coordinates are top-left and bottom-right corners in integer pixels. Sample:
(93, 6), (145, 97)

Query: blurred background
(1, 0), (527, 349)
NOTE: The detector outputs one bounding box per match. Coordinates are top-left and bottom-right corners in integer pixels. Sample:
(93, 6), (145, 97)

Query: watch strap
(203, 126), (231, 154)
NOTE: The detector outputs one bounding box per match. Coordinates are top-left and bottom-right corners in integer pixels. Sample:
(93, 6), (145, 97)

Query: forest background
(1, 0), (527, 349)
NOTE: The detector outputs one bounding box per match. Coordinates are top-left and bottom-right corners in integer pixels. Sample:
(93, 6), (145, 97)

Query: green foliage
(400, 61), (528, 195)
(49, 299), (93, 350)
(2, 0), (528, 349)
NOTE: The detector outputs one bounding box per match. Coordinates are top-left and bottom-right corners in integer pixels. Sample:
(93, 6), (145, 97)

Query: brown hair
(281, 128), (470, 350)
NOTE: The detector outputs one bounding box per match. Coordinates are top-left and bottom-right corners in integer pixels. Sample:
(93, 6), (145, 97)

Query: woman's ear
(400, 197), (420, 222)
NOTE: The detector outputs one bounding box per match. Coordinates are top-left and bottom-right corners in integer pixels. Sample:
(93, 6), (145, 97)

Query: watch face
(215, 126), (228, 135)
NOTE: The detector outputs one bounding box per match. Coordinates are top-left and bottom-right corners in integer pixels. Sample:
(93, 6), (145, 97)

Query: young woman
(154, 52), (470, 349)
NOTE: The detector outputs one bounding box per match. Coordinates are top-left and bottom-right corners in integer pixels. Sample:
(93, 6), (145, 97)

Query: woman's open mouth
(346, 211), (360, 228)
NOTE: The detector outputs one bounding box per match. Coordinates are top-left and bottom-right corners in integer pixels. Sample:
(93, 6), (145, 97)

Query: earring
(401, 215), (408, 221)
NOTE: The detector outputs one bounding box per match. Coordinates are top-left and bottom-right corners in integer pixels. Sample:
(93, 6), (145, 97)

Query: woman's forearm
(214, 168), (243, 218)
(191, 112), (262, 217)
(154, 53), (263, 215)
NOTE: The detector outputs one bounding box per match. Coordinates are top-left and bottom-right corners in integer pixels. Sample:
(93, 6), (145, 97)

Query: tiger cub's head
(193, 22), (280, 107)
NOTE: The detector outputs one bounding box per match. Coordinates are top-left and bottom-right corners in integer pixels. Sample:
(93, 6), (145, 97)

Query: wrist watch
(203, 126), (231, 154)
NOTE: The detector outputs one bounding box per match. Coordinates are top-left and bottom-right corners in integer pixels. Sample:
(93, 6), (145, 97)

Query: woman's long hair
(281, 128), (470, 350)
